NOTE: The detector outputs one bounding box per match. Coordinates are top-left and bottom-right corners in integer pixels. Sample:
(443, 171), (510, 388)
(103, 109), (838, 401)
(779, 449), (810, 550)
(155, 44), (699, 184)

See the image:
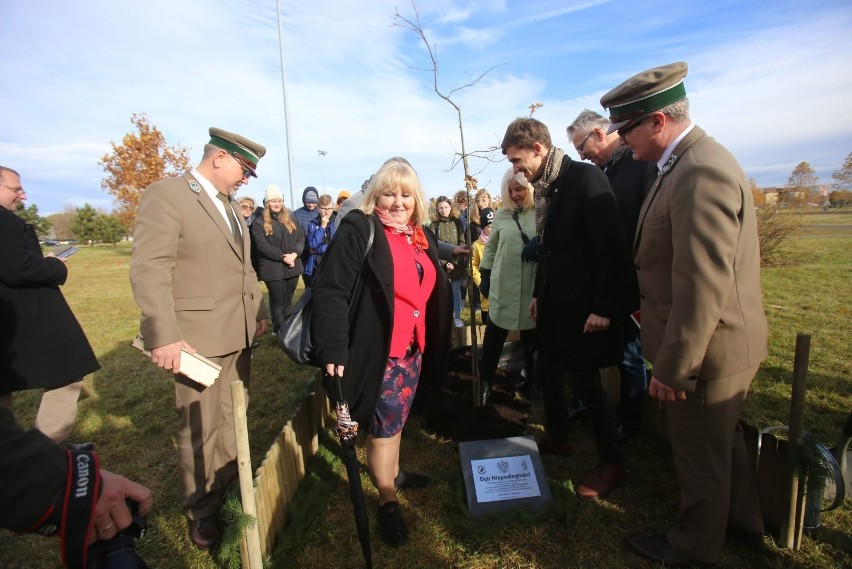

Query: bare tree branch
(391, 1), (506, 191)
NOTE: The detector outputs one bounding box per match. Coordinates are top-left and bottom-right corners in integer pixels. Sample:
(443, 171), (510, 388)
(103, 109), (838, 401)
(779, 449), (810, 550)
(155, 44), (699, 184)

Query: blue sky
(2, 0), (851, 216)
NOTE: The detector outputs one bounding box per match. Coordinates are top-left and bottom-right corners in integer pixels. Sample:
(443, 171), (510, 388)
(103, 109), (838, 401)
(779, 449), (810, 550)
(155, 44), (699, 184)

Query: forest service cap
(600, 62), (688, 134)
(208, 127), (266, 177)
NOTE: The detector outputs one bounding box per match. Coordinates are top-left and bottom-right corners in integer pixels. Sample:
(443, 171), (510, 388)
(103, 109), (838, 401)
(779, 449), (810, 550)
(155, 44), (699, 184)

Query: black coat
(536, 156), (629, 370)
(0, 405), (66, 531)
(312, 211), (451, 427)
(604, 147), (655, 314)
(0, 208), (99, 391)
(250, 213), (305, 282)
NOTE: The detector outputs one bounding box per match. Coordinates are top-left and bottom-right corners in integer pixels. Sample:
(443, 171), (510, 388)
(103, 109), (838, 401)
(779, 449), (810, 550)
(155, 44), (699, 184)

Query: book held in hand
(131, 335), (221, 387)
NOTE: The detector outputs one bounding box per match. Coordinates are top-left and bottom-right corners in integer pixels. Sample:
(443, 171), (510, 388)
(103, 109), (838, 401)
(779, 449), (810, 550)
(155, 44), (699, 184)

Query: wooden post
(781, 333), (810, 549)
(231, 380), (263, 568)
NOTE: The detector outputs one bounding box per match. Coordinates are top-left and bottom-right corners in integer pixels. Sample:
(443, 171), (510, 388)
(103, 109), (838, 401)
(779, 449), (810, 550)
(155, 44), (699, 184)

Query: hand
(324, 363), (345, 377)
(529, 298), (537, 320)
(45, 252), (68, 264)
(150, 340), (195, 374)
(446, 262), (455, 272)
(89, 470), (153, 544)
(521, 236), (539, 262)
(255, 319), (266, 338)
(452, 244), (471, 257)
(282, 252), (297, 267)
(479, 269), (491, 298)
(648, 376), (687, 401)
(583, 313), (610, 333)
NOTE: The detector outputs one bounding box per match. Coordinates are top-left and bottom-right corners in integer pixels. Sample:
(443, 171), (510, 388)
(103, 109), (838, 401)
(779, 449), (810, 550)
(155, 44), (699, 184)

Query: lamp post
(317, 150), (327, 191)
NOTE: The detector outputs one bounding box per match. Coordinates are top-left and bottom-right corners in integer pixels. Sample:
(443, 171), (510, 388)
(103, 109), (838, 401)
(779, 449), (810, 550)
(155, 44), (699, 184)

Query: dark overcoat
(536, 156), (629, 370)
(312, 211), (450, 427)
(0, 208), (99, 391)
(604, 147), (655, 314)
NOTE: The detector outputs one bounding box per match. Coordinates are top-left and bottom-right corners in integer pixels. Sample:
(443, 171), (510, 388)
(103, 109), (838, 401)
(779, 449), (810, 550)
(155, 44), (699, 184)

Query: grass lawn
(1, 213), (849, 568)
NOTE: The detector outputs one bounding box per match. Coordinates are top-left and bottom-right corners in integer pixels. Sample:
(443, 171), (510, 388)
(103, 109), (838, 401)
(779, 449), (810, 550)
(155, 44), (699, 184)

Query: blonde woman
(250, 185), (305, 333)
(477, 169), (537, 404)
(312, 158), (450, 547)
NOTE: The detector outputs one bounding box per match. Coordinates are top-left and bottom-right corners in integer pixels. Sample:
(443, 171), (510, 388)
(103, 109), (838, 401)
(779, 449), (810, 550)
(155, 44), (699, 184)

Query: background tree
(99, 113), (191, 231)
(15, 203), (52, 239)
(831, 151), (852, 192)
(47, 207), (77, 240)
(783, 160), (818, 206)
(70, 203), (102, 245)
(749, 178), (765, 206)
(828, 190), (852, 207)
(96, 214), (126, 245)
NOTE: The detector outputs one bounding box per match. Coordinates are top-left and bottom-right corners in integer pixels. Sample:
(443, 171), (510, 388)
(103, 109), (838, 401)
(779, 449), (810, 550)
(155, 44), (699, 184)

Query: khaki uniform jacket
(130, 173), (267, 356)
(634, 126), (767, 390)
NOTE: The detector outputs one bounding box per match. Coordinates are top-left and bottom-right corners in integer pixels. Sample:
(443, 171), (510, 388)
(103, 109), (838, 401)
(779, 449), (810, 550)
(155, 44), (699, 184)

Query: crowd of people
(1, 61), (770, 567)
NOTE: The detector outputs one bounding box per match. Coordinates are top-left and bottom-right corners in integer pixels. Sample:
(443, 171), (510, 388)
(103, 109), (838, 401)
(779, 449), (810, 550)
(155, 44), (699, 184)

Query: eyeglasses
(240, 204), (254, 210)
(229, 153), (253, 179)
(617, 117), (648, 140)
(1, 183), (25, 195)
(575, 130), (595, 157)
(319, 207), (334, 212)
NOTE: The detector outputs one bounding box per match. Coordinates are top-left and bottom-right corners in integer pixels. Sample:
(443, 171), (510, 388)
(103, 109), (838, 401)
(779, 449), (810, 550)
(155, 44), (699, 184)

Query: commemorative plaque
(459, 435), (552, 517)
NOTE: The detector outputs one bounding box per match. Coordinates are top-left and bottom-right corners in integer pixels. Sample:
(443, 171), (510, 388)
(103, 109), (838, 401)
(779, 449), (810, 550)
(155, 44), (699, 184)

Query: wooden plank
(230, 381), (262, 569)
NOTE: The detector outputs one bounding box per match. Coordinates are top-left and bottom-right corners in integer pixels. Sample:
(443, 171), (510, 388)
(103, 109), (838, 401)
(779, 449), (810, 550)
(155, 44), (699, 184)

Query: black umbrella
(333, 374), (373, 569)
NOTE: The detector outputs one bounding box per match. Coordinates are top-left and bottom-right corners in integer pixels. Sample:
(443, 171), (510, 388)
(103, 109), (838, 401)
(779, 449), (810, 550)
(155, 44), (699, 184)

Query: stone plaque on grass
(459, 435), (552, 517)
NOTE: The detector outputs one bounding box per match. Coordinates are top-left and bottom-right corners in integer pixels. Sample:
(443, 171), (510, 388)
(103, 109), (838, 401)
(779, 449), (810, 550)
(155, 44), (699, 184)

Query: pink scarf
(375, 209), (429, 251)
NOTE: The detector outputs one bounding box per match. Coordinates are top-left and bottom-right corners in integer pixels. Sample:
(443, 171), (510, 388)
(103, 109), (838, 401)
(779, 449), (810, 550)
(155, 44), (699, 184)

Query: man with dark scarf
(501, 117), (630, 500)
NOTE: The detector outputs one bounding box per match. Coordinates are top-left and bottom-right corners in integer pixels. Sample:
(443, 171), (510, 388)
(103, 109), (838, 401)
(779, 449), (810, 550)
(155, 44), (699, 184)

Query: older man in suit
(130, 127), (268, 549)
(567, 110), (655, 443)
(601, 63), (768, 566)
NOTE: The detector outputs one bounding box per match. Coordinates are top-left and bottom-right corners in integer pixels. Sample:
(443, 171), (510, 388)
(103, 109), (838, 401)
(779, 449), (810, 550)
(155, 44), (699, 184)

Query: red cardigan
(384, 228), (436, 357)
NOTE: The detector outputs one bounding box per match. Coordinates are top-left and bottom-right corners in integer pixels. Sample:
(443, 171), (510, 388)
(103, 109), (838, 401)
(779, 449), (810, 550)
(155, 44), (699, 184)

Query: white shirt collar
(191, 167), (241, 235)
(657, 123), (695, 173)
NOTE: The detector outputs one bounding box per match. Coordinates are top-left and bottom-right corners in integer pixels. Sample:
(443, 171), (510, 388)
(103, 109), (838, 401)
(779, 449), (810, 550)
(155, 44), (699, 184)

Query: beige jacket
(634, 127), (767, 390)
(130, 173), (267, 357)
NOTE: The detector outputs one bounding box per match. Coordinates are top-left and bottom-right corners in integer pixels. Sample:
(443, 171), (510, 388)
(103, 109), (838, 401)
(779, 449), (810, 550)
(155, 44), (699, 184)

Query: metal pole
(275, 0), (297, 208)
(318, 150), (327, 192)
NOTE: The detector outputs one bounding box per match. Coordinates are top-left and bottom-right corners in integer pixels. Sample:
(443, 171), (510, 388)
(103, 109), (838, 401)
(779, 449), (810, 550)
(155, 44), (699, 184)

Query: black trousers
(266, 276), (299, 333)
(538, 334), (623, 465)
(479, 316), (536, 388)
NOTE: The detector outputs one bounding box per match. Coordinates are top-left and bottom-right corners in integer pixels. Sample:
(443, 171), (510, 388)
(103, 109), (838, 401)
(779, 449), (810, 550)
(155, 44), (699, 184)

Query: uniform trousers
(174, 349), (250, 520)
(665, 365), (763, 563)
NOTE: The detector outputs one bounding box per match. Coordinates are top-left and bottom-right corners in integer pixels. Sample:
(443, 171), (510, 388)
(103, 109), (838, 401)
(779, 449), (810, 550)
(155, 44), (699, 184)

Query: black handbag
(277, 220), (374, 366)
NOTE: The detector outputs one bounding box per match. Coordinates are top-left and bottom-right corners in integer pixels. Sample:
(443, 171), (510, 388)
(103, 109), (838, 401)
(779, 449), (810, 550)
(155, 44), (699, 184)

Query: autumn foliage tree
(100, 113), (190, 231)
(831, 152), (852, 192)
(783, 160), (818, 206)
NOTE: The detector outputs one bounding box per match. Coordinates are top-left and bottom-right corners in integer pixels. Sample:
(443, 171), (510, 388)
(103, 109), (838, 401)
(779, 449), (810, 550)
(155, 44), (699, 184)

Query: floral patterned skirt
(370, 343), (422, 438)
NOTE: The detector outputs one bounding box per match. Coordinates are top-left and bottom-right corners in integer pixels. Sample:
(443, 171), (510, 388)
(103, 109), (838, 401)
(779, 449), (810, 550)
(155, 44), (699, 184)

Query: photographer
(0, 405), (152, 568)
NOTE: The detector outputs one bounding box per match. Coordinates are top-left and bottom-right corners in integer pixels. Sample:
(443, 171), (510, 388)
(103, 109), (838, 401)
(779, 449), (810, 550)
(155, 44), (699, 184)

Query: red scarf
(375, 209), (429, 251)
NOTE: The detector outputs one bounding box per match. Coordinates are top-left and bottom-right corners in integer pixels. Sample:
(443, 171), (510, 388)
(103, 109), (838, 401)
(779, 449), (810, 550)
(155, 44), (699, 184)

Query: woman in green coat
(477, 169), (537, 404)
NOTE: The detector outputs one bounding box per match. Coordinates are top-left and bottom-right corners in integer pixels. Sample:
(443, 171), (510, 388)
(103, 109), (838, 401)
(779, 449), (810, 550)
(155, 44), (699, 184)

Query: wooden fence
(240, 374), (331, 566)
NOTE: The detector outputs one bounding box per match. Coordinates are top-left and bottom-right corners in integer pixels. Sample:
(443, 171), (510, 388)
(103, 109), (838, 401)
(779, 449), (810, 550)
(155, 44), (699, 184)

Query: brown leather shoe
(626, 534), (717, 567)
(575, 462), (624, 500)
(535, 433), (572, 457)
(189, 516), (221, 550)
